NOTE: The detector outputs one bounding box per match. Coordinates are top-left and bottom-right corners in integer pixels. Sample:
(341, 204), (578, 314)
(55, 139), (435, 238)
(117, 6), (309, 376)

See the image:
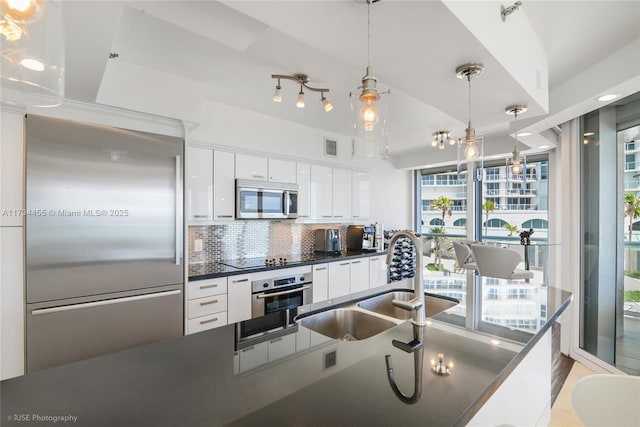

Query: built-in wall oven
(236, 267), (312, 346)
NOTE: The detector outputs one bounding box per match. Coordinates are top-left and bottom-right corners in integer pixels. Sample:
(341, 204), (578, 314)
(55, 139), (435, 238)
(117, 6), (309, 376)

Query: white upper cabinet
(235, 153), (268, 181)
(296, 162), (311, 219)
(310, 165), (333, 220)
(332, 168), (352, 220)
(186, 146), (213, 221)
(213, 150), (235, 220)
(351, 171), (370, 220)
(268, 158), (296, 184)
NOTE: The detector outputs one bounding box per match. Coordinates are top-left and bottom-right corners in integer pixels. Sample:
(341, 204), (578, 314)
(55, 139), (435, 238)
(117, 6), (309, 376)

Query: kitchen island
(0, 284), (571, 427)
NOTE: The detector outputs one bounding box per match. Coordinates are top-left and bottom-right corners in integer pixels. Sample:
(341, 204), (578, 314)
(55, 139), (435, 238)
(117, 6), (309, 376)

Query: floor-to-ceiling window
(579, 92), (640, 375)
(416, 156), (549, 335)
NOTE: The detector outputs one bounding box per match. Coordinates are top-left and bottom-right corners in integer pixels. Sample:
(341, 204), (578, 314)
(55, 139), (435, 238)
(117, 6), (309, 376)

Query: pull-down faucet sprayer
(384, 230), (426, 404)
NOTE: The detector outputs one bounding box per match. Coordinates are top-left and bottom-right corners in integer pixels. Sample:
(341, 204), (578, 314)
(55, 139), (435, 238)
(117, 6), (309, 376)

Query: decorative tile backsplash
(188, 222), (349, 264)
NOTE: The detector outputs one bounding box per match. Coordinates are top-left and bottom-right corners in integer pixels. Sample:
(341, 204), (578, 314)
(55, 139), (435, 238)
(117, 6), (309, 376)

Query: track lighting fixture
(432, 131), (456, 150)
(271, 73), (331, 112)
(506, 105), (527, 175)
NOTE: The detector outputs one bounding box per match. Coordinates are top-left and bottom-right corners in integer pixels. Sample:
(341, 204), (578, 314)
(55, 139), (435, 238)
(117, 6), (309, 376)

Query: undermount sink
(298, 308), (398, 341)
(357, 291), (459, 319)
(297, 290), (459, 342)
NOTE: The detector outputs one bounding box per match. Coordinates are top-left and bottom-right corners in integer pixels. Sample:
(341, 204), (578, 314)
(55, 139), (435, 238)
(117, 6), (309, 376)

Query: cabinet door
(267, 334), (296, 362)
(328, 261), (350, 299)
(213, 150), (235, 220)
(296, 162), (311, 219)
(235, 153), (268, 180)
(186, 146), (213, 221)
(332, 168), (352, 220)
(351, 171), (370, 220)
(227, 274), (251, 323)
(369, 256), (388, 289)
(312, 263), (329, 303)
(1, 227), (24, 379)
(268, 158), (296, 183)
(349, 259), (369, 294)
(238, 341), (268, 373)
(0, 112), (24, 227)
(310, 165), (333, 219)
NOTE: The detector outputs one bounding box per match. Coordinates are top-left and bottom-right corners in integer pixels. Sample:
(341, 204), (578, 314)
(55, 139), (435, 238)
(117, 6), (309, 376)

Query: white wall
(188, 99), (413, 230)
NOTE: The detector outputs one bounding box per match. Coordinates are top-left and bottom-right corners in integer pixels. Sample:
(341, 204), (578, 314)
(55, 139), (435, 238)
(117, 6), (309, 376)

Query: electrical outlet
(194, 239), (203, 252)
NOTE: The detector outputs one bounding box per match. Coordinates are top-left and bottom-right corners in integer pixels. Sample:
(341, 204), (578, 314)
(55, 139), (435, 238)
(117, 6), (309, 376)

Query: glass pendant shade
(295, 89), (304, 108)
(0, 0), (64, 107)
(351, 81), (389, 160)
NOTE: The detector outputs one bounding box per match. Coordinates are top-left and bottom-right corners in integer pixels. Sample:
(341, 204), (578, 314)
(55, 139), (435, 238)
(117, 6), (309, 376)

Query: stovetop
(220, 254), (318, 269)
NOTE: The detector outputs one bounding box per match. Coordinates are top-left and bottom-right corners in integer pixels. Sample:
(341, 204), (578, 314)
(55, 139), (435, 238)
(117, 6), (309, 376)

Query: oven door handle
(255, 285), (311, 299)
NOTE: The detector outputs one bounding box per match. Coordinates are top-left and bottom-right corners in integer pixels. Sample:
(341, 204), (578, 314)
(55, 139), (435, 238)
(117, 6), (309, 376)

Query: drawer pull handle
(252, 175), (265, 179)
(352, 261), (361, 264)
(314, 267), (327, 271)
(321, 215), (332, 218)
(199, 317), (219, 325)
(199, 284), (218, 289)
(242, 346), (255, 352)
(200, 299), (219, 306)
(232, 278), (249, 283)
(339, 262), (349, 266)
(193, 214), (210, 218)
(270, 338), (283, 343)
(298, 215), (308, 218)
(334, 215), (343, 218)
(217, 215), (233, 218)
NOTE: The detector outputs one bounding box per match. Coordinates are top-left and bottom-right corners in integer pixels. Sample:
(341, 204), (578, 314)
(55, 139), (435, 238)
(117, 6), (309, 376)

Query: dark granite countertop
(0, 285), (572, 427)
(188, 250), (387, 280)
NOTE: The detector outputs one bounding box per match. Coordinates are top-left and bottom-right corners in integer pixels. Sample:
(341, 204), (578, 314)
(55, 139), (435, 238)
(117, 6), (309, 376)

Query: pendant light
(505, 105), (527, 175)
(0, 0), (65, 107)
(350, 0), (389, 160)
(455, 63), (484, 163)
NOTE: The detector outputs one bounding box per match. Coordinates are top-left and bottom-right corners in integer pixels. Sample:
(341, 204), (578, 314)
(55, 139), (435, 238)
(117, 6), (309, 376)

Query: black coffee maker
(346, 225), (377, 251)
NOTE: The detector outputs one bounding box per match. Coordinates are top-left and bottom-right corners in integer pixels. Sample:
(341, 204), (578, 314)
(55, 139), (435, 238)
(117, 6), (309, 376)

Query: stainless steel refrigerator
(25, 115), (184, 373)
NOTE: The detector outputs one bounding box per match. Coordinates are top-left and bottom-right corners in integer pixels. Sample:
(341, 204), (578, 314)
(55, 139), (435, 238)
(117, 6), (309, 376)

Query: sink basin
(299, 308), (398, 341)
(357, 291), (459, 319)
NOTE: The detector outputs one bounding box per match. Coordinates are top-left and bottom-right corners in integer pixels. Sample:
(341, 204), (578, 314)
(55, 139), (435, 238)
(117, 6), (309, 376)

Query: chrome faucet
(385, 231), (427, 332)
(384, 230), (426, 404)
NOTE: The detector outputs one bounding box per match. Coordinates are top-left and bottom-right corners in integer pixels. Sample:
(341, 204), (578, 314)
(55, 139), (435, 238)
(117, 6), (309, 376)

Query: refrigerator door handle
(176, 155), (183, 266)
(31, 290), (182, 315)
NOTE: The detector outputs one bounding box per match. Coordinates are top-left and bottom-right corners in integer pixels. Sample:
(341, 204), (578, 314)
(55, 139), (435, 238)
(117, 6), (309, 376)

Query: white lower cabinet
(312, 263), (329, 303)
(238, 341), (268, 373)
(185, 277), (228, 334)
(328, 261), (350, 299)
(0, 227), (25, 380)
(267, 334), (296, 362)
(369, 256), (388, 289)
(349, 259), (369, 293)
(187, 312), (227, 334)
(227, 274), (252, 324)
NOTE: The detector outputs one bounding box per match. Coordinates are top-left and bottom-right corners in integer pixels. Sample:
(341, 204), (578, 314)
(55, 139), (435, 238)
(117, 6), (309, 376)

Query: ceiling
(60, 0), (640, 168)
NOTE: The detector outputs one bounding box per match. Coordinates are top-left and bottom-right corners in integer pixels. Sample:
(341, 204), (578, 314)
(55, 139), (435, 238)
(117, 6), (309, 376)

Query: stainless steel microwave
(236, 179), (298, 219)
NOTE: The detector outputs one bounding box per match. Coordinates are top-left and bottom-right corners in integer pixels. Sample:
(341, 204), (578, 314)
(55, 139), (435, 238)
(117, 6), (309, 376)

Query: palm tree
(482, 200), (496, 236)
(504, 223), (518, 237)
(625, 192), (640, 241)
(430, 196), (453, 228)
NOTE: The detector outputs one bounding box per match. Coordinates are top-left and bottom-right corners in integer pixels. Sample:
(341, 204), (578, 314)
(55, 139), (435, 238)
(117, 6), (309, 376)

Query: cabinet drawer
(187, 278), (227, 300)
(188, 294), (227, 319)
(187, 312), (227, 334)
